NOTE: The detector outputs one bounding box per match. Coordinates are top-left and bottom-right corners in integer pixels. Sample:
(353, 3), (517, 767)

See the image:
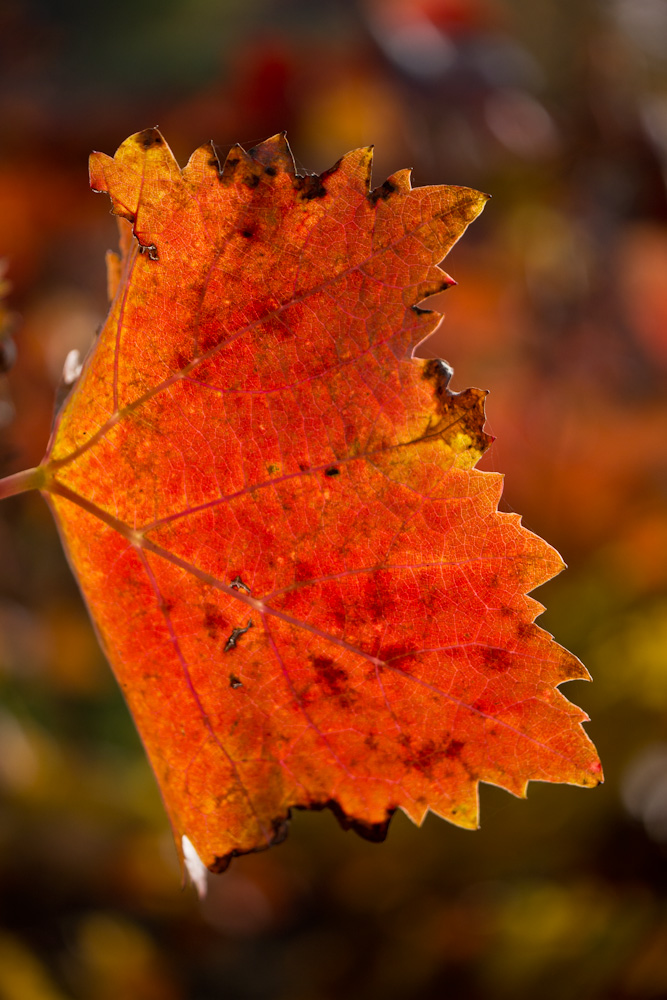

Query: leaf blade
(41, 131), (601, 870)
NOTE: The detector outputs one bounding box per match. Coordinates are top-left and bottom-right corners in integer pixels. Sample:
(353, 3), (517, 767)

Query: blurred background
(1, 0), (667, 997)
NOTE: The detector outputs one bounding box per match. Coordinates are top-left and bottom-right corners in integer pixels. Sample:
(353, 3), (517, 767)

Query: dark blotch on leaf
(265, 165), (277, 176)
(199, 329), (222, 353)
(240, 229), (254, 239)
(445, 739), (465, 759)
(243, 173), (260, 189)
(404, 736), (465, 775)
(137, 129), (163, 150)
(324, 466), (340, 476)
(299, 174), (327, 200)
(408, 739), (438, 776)
(312, 655), (347, 696)
(203, 605), (228, 639)
(369, 179), (398, 205)
(381, 643), (414, 668)
(480, 647), (513, 672)
(229, 674), (242, 689)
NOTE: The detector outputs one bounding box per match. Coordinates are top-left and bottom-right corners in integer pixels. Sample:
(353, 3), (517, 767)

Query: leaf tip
(133, 126), (166, 151)
(248, 133), (296, 176)
(88, 151), (112, 194)
(326, 146), (374, 193)
(183, 140), (221, 179)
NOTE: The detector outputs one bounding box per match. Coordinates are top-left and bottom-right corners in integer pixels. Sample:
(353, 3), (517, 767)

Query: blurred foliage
(1, 0), (667, 997)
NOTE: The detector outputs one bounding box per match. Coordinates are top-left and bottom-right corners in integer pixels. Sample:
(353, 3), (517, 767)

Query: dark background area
(1, 1), (667, 997)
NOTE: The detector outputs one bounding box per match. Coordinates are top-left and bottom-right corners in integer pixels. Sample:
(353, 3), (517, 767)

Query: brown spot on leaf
(203, 604), (228, 639)
(480, 647), (513, 672)
(298, 174), (326, 200)
(199, 329), (222, 353)
(407, 739), (438, 776)
(445, 739), (465, 759)
(369, 178), (397, 204)
(137, 129), (163, 149)
(381, 643), (414, 669)
(295, 561), (316, 583)
(403, 736), (465, 777)
(472, 697), (493, 716)
(312, 655), (347, 696)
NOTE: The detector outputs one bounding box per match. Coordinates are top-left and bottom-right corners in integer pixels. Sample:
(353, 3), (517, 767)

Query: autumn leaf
(0, 129), (601, 874)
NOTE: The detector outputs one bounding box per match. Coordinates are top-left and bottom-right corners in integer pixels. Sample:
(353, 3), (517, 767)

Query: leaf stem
(0, 466), (47, 500)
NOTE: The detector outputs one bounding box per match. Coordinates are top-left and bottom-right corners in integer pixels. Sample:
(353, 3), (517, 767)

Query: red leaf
(1, 130), (601, 872)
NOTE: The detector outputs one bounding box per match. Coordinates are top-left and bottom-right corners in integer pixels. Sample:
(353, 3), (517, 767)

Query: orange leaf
(1, 130), (601, 873)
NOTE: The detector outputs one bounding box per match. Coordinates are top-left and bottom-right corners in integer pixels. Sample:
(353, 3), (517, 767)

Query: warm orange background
(1, 2), (667, 998)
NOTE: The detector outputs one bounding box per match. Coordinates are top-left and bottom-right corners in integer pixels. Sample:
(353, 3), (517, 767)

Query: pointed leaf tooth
(89, 151), (113, 194)
(409, 268), (458, 308)
(370, 172), (409, 205)
(220, 143), (261, 187)
(385, 167), (413, 194)
(323, 146), (374, 194)
(122, 127), (182, 181)
(400, 798), (429, 826)
(509, 779), (530, 799)
(183, 140), (221, 184)
(431, 782), (480, 830)
(89, 150), (136, 223)
(248, 132), (296, 175)
(89, 129), (183, 231)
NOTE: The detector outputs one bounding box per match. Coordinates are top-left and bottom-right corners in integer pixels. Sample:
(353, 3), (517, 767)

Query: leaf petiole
(0, 466), (49, 500)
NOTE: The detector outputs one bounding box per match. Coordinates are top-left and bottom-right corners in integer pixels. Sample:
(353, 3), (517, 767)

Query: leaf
(2, 129), (601, 872)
